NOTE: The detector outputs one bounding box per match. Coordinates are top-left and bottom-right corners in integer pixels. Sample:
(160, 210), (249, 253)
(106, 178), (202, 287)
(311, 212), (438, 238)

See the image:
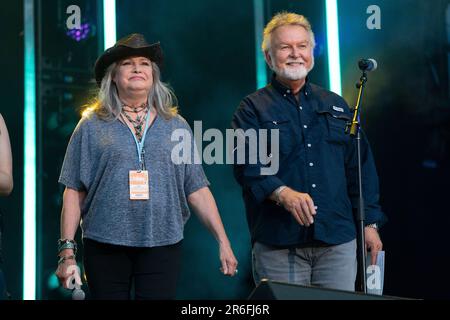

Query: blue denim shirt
(232, 76), (386, 247)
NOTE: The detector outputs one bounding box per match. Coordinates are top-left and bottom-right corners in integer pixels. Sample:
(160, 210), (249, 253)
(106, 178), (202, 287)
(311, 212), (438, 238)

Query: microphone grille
(72, 288), (86, 300)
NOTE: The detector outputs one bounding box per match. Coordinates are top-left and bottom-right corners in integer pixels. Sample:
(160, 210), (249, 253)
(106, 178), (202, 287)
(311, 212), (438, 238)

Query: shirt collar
(270, 73), (312, 97)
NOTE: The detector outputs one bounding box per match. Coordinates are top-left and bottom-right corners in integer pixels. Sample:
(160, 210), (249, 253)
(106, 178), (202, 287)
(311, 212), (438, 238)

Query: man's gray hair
(261, 12), (316, 53)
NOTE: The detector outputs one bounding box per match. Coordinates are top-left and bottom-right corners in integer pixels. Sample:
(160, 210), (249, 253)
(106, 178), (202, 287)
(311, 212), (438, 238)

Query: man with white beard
(232, 12), (386, 291)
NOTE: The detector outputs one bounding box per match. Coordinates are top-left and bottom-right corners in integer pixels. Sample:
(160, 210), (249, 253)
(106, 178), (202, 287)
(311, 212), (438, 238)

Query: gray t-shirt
(59, 112), (209, 247)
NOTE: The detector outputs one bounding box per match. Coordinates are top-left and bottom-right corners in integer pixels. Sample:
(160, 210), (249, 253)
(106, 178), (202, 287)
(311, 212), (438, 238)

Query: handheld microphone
(358, 58), (378, 72)
(72, 287), (85, 300)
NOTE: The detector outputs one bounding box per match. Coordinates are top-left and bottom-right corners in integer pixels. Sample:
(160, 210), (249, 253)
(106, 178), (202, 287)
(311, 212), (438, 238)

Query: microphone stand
(346, 70), (368, 293)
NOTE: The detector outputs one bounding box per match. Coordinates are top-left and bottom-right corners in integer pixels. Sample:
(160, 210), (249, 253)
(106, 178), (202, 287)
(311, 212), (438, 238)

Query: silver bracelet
(57, 239), (78, 255)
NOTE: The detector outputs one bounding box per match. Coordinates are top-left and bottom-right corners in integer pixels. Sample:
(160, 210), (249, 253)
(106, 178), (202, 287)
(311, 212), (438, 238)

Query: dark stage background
(0, 0), (449, 299)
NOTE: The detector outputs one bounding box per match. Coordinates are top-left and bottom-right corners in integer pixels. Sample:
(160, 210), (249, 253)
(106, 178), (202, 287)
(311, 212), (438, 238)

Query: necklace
(121, 102), (150, 141)
(122, 102), (148, 114)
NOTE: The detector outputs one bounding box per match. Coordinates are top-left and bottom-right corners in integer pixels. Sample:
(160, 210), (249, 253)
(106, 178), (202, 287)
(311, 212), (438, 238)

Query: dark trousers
(83, 238), (182, 300)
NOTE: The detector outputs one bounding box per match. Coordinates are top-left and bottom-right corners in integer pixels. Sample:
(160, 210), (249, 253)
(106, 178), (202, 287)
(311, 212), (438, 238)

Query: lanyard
(123, 110), (152, 171)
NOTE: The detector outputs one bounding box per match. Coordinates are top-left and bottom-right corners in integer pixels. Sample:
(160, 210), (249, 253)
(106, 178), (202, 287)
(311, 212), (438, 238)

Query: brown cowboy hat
(94, 33), (163, 86)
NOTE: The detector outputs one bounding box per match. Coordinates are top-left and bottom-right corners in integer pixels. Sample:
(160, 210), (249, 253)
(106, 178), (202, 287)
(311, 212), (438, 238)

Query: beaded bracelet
(58, 254), (76, 265)
(57, 239), (78, 256)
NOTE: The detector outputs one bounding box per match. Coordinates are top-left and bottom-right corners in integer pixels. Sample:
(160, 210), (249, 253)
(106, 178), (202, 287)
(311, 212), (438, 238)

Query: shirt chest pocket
(260, 119), (294, 155)
(317, 110), (352, 145)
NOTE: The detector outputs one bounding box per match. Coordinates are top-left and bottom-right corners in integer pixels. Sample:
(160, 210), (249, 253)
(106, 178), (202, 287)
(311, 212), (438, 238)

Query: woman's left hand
(219, 242), (238, 277)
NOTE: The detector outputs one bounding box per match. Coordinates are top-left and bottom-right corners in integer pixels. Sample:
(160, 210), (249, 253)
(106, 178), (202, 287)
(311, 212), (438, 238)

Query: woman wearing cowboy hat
(55, 34), (238, 299)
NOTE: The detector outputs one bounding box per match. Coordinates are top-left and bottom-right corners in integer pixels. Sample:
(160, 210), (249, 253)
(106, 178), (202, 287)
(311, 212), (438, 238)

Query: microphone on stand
(348, 57), (378, 292)
(356, 59), (378, 89)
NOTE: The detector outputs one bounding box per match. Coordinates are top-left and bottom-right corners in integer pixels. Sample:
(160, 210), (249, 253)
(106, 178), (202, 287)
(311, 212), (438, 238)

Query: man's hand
(365, 227), (383, 265)
(277, 187), (316, 227)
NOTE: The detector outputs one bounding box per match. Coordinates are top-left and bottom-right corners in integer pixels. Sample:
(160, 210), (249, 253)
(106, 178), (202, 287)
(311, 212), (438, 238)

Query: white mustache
(286, 61), (305, 65)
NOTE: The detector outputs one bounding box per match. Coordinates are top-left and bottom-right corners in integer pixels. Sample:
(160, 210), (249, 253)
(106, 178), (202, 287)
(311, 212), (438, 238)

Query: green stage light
(325, 0), (342, 95)
(253, 0), (267, 89)
(23, 0), (37, 300)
